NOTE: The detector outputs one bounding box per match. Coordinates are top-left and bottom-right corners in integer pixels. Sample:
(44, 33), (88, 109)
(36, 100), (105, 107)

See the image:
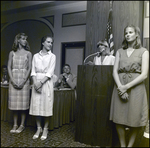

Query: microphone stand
(83, 52), (99, 65)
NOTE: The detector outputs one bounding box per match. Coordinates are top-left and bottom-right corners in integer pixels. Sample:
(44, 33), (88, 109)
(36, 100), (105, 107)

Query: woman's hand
(11, 79), (19, 89)
(36, 87), (42, 93)
(117, 85), (128, 96)
(18, 79), (26, 89)
(34, 81), (42, 91)
(120, 92), (129, 101)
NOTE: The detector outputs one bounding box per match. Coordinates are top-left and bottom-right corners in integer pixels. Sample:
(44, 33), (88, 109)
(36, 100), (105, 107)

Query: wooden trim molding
(145, 1), (149, 18)
(62, 11), (86, 27)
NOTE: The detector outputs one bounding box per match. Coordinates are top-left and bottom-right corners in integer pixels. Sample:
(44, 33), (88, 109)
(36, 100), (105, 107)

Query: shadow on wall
(1, 20), (53, 67)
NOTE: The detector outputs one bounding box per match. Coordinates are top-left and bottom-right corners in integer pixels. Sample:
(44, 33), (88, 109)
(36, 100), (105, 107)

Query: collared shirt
(39, 50), (51, 56)
(93, 55), (115, 65)
(31, 50), (56, 78)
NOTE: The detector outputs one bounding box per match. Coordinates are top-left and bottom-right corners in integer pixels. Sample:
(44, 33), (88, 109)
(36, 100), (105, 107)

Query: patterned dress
(8, 51), (30, 110)
(29, 50), (56, 117)
(109, 47), (148, 127)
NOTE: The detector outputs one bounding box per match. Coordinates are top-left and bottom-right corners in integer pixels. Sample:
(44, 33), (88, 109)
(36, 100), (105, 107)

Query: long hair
(122, 25), (142, 49)
(12, 33), (30, 52)
(40, 35), (54, 50)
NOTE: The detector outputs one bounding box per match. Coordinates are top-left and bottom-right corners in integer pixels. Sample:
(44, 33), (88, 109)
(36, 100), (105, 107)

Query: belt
(119, 71), (140, 79)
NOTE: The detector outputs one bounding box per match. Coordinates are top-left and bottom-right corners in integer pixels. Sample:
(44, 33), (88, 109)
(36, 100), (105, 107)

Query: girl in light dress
(8, 33), (32, 133)
(29, 36), (56, 140)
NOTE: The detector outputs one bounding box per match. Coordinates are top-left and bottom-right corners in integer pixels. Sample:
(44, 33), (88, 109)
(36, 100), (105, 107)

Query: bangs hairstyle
(122, 25), (141, 49)
(97, 40), (109, 48)
(40, 36), (54, 50)
(12, 33), (30, 51)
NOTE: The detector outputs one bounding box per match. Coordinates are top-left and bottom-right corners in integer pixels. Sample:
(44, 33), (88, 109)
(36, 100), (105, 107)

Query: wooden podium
(75, 65), (114, 146)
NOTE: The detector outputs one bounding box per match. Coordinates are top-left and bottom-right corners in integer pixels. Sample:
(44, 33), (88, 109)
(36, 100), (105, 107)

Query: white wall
(1, 1), (87, 77)
(52, 2), (87, 76)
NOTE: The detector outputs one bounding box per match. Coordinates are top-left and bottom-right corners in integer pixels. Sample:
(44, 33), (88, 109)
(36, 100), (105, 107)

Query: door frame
(61, 41), (85, 73)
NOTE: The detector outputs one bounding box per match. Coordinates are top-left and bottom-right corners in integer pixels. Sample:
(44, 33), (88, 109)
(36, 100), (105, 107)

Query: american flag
(105, 9), (114, 55)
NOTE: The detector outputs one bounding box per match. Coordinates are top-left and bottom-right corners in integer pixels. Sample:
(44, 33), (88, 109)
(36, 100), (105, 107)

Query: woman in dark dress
(109, 25), (149, 147)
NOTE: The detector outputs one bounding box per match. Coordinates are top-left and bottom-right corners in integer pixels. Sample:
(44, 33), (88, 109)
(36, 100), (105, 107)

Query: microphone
(83, 52), (100, 64)
(97, 52), (101, 57)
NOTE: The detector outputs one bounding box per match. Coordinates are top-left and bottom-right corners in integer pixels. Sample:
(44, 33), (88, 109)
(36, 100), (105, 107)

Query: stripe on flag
(105, 9), (114, 55)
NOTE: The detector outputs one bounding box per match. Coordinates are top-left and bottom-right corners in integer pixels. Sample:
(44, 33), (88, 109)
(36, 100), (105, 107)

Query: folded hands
(11, 79), (26, 89)
(117, 85), (129, 101)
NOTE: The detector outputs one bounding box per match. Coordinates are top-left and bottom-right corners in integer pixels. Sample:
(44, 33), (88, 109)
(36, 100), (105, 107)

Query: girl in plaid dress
(7, 33), (32, 133)
(29, 36), (56, 140)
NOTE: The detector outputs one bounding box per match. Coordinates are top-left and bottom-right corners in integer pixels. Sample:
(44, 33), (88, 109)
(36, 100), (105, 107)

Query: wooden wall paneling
(86, 1), (109, 57)
(97, 1), (109, 51)
(42, 15), (54, 27)
(86, 2), (95, 56)
(75, 66), (114, 146)
(113, 1), (144, 54)
(86, 1), (144, 57)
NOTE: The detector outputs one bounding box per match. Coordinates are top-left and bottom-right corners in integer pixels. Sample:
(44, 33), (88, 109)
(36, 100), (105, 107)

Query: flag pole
(105, 0), (114, 55)
(109, 1), (113, 11)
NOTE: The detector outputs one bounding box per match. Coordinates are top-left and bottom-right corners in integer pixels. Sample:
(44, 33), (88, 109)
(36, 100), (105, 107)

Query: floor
(1, 120), (149, 147)
(1, 121), (94, 147)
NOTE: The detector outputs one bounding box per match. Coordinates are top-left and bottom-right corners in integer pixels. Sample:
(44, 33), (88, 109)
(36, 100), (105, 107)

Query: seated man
(55, 64), (77, 89)
(1, 65), (9, 84)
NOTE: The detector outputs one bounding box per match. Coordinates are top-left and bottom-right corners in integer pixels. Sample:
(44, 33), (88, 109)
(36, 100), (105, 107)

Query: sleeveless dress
(29, 50), (56, 117)
(109, 47), (148, 127)
(8, 51), (30, 110)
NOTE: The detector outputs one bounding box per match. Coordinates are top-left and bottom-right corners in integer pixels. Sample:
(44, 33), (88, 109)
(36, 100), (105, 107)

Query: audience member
(55, 64), (77, 89)
(1, 65), (9, 84)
